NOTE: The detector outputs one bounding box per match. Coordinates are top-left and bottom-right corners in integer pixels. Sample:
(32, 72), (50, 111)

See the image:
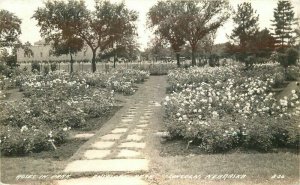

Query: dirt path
(55, 76), (167, 185)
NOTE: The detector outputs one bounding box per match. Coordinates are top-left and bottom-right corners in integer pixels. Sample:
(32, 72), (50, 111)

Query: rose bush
(1, 67), (149, 155)
(84, 69), (149, 95)
(164, 64), (300, 152)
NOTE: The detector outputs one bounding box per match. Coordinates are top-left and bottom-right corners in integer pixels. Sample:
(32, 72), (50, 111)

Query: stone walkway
(57, 76), (166, 185)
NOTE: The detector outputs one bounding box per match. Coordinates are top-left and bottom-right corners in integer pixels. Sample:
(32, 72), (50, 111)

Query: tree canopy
(33, 0), (138, 72)
(271, 0), (298, 49)
(148, 1), (186, 66)
(0, 10), (22, 48)
(148, 0), (231, 66)
(230, 2), (259, 51)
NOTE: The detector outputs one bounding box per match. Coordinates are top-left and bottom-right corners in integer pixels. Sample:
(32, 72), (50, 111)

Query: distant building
(17, 40), (98, 62)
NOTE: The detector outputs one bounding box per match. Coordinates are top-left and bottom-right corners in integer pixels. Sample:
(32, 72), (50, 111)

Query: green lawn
(0, 138), (86, 184)
(148, 139), (300, 185)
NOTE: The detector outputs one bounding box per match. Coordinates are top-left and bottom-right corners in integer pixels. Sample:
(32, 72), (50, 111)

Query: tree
(249, 28), (276, 58)
(271, 0), (298, 49)
(33, 0), (138, 72)
(117, 36), (140, 62)
(100, 35), (139, 66)
(148, 1), (186, 67)
(197, 32), (217, 62)
(0, 48), (18, 69)
(178, 0), (231, 66)
(23, 41), (34, 58)
(51, 37), (84, 73)
(229, 2), (259, 62)
(148, 0), (231, 67)
(293, 14), (300, 48)
(0, 10), (22, 48)
(148, 37), (164, 62)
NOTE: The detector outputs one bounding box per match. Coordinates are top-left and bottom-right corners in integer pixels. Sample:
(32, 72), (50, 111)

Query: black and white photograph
(0, 0), (299, 184)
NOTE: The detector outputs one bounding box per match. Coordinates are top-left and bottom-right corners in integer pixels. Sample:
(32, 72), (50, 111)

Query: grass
(0, 138), (87, 184)
(148, 138), (300, 185)
(0, 104), (122, 184)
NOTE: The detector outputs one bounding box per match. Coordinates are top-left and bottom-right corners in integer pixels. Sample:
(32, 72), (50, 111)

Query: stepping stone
(100, 134), (122, 141)
(64, 159), (148, 172)
(139, 120), (149, 123)
(126, 134), (144, 141)
(133, 129), (144, 133)
(154, 102), (161, 107)
(119, 142), (146, 149)
(91, 141), (115, 149)
(122, 118), (133, 123)
(57, 176), (147, 185)
(73, 133), (94, 139)
(111, 128), (128, 134)
(84, 150), (111, 159)
(154, 131), (170, 138)
(123, 114), (134, 117)
(137, 124), (148, 128)
(117, 149), (141, 158)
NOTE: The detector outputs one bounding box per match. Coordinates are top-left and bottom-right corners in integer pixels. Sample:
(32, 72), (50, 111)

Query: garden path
(56, 76), (167, 185)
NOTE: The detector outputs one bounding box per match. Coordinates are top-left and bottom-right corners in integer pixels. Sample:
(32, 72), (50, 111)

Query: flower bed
(1, 69), (149, 155)
(164, 64), (300, 152)
(84, 68), (149, 95)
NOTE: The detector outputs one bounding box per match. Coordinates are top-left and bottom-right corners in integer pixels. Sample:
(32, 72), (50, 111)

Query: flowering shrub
(164, 65), (300, 152)
(84, 69), (149, 95)
(82, 90), (115, 118)
(0, 68), (149, 155)
(0, 125), (68, 155)
(0, 70), (117, 155)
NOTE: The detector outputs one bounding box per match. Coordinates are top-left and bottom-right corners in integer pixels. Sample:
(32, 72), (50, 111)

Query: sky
(0, 0), (299, 51)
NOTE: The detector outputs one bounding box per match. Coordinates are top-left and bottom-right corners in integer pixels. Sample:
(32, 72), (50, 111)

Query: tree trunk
(70, 53), (74, 74)
(91, 50), (96, 73)
(113, 54), (116, 68)
(191, 49), (196, 66)
(176, 53), (180, 67)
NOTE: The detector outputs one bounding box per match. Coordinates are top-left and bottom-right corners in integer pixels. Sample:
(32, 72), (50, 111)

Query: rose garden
(0, 0), (299, 185)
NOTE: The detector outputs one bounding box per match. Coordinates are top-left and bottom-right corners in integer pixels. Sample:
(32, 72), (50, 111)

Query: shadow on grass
(159, 138), (299, 157)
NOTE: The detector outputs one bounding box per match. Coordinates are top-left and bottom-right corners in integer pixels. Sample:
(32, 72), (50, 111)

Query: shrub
(43, 65), (50, 75)
(242, 117), (274, 151)
(0, 125), (68, 156)
(286, 66), (300, 81)
(0, 69), (149, 155)
(50, 63), (57, 71)
(164, 65), (300, 153)
(31, 61), (41, 73)
(286, 48), (299, 66)
(208, 54), (220, 67)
